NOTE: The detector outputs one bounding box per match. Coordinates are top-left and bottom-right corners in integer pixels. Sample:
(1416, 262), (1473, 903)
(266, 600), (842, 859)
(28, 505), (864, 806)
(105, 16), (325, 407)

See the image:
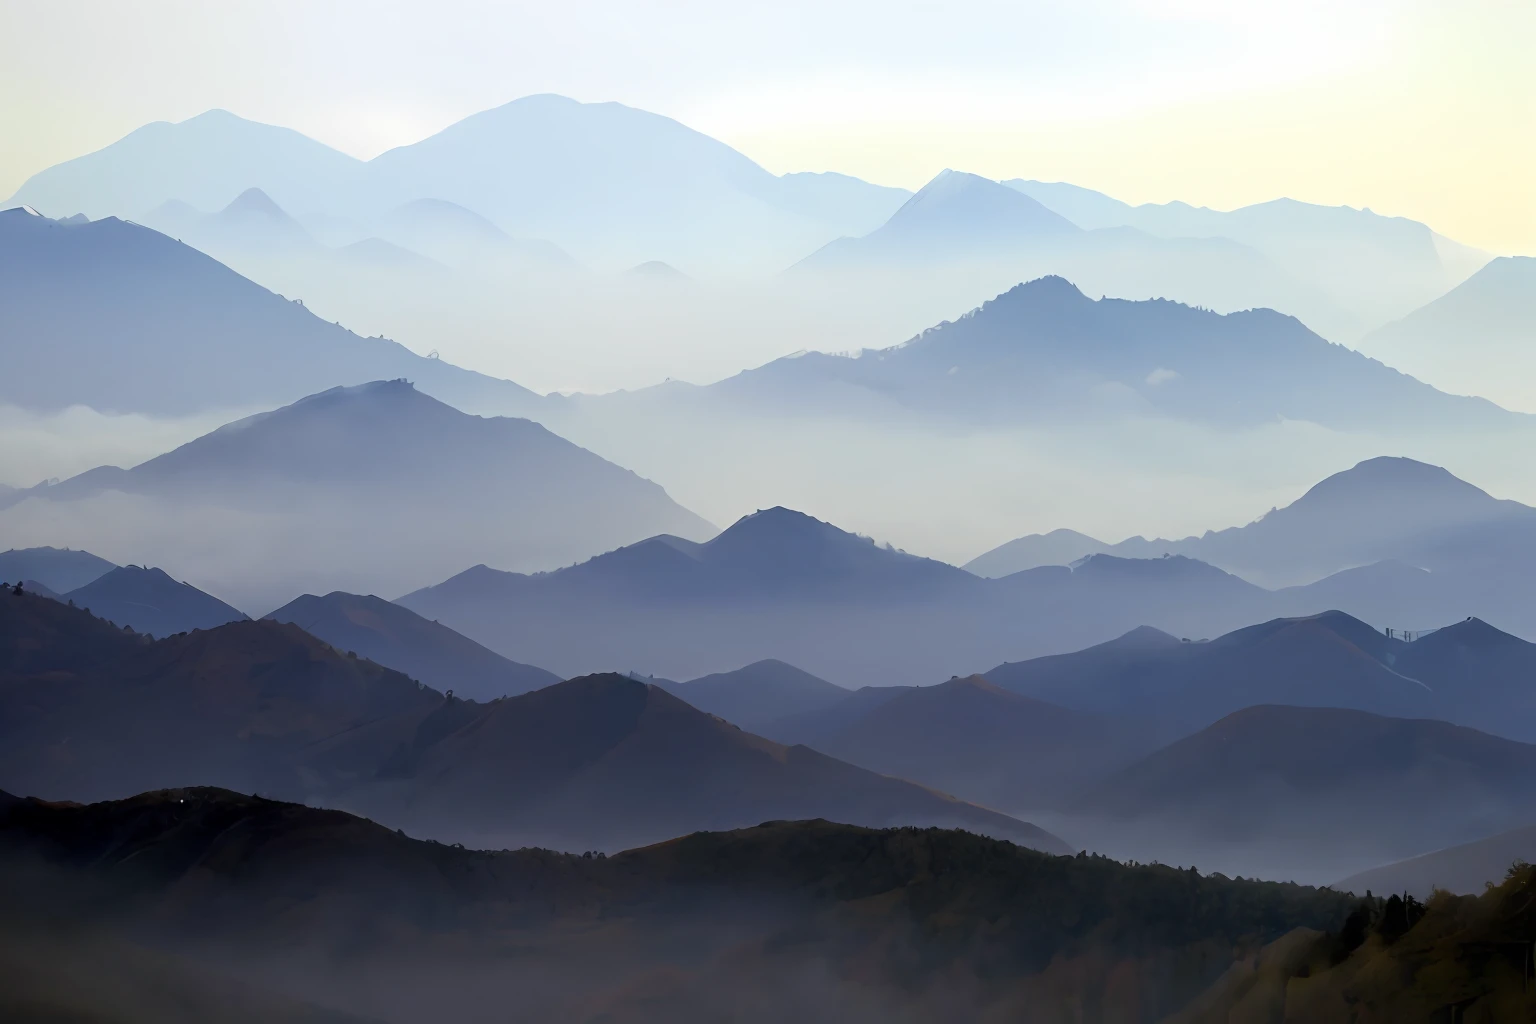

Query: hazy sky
(1, 0), (1531, 253)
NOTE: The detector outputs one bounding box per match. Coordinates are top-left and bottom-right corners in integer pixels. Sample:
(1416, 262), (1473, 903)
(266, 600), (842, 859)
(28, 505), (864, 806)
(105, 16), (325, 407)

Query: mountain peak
(1290, 457), (1499, 511)
(221, 186), (288, 217)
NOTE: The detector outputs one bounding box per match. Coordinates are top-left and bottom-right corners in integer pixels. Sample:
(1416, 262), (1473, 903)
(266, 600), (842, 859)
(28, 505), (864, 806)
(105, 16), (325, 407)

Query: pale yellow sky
(1, 0), (1530, 252)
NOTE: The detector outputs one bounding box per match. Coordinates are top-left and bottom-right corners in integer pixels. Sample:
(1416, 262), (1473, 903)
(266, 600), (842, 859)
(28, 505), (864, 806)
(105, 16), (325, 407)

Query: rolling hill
(1336, 822), (1536, 898)
(264, 592), (559, 701)
(0, 786), (1355, 1024)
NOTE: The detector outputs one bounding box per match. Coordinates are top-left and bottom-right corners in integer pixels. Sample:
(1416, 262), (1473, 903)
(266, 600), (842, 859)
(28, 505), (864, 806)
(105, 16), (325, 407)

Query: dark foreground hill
(0, 592), (1061, 854)
(264, 591), (558, 700)
(1170, 866), (1536, 1023)
(0, 787), (1355, 1024)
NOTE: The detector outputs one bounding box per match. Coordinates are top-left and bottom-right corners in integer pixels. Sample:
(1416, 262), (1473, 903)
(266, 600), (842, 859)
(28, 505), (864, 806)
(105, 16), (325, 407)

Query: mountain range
(1007, 179), (1488, 334)
(0, 786), (1354, 1023)
(690, 277), (1515, 431)
(7, 96), (910, 274)
(968, 455), (1536, 587)
(0, 592), (1062, 854)
(0, 380), (713, 610)
(986, 610), (1536, 742)
(0, 205), (543, 417)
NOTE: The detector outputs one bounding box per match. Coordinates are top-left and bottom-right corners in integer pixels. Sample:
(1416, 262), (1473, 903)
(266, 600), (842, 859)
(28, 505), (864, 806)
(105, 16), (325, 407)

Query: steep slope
(708, 277), (1512, 430)
(0, 546), (116, 592)
(654, 659), (849, 733)
(264, 591), (558, 700)
(63, 565), (248, 637)
(0, 381), (713, 610)
(0, 206), (543, 417)
(5, 108), (363, 219)
(1074, 705), (1536, 872)
(0, 788), (1356, 1024)
(1361, 255), (1536, 412)
(803, 675), (1154, 812)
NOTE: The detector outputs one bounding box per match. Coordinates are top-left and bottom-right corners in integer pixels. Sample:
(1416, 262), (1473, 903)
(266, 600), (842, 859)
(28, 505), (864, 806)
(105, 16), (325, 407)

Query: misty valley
(4, 16), (1536, 1022)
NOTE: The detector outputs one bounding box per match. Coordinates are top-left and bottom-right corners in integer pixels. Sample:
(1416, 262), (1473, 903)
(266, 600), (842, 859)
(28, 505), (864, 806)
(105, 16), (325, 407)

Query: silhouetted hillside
(399, 507), (1282, 685)
(0, 545), (115, 592)
(0, 206), (544, 417)
(0, 595), (1062, 854)
(264, 592), (559, 701)
(63, 565), (248, 637)
(0, 786), (1356, 1023)
(0, 380), (713, 610)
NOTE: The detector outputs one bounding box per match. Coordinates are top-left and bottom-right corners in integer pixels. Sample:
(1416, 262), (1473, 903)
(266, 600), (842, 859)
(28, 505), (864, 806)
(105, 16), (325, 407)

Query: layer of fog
(0, 403), (249, 489)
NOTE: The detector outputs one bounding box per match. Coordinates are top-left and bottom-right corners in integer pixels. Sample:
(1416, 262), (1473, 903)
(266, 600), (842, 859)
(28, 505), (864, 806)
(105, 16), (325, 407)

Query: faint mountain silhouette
(0, 546), (116, 593)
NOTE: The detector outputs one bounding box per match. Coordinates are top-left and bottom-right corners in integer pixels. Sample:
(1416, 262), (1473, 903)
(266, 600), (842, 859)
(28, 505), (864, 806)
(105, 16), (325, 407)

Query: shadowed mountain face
(970, 455), (1536, 588)
(0, 788), (1354, 1024)
(263, 592), (559, 701)
(652, 659), (850, 734)
(0, 207), (542, 417)
(0, 594), (1062, 855)
(63, 565), (248, 637)
(0, 381), (713, 610)
(397, 508), (1290, 686)
(1361, 256), (1536, 413)
(0, 546), (116, 593)
(704, 278), (1512, 431)
(1069, 705), (1536, 878)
